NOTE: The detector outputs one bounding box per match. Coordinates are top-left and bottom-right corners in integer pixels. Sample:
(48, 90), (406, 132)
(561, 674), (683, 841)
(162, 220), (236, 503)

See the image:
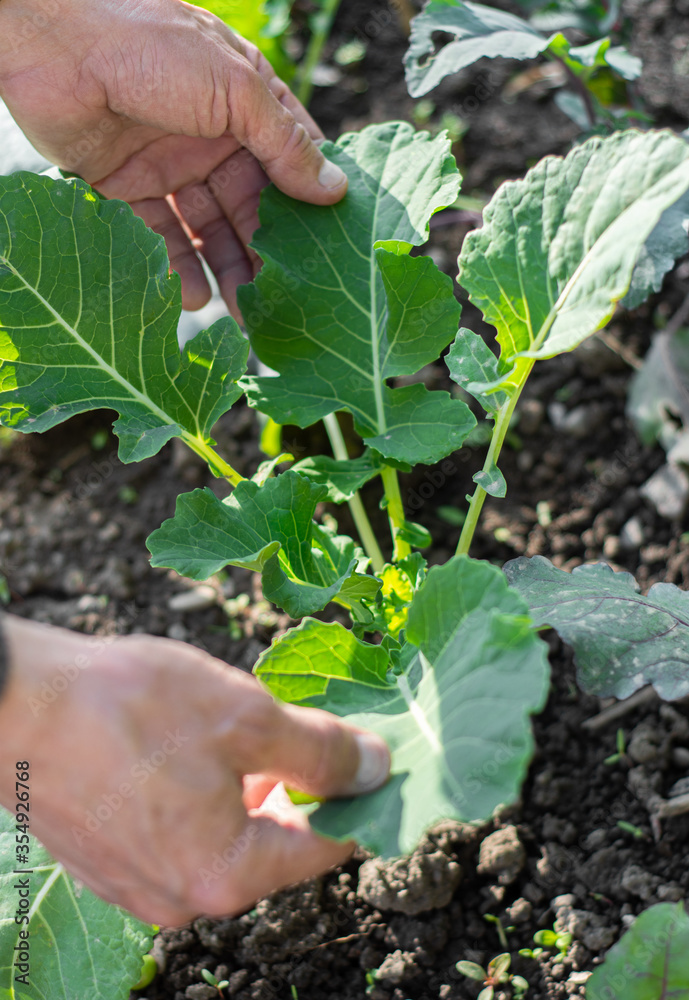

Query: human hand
(0, 615), (390, 925)
(0, 0), (348, 318)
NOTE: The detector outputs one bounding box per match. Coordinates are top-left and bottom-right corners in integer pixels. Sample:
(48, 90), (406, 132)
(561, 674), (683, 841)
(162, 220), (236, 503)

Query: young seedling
(457, 953), (529, 999)
(201, 968), (231, 996)
(604, 728), (628, 765)
(533, 927), (573, 958)
(484, 913), (515, 950)
(132, 953), (158, 991)
(616, 819), (648, 841)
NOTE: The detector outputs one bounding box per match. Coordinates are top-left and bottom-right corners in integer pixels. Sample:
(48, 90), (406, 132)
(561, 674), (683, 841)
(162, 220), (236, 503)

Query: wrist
(0, 616), (88, 808)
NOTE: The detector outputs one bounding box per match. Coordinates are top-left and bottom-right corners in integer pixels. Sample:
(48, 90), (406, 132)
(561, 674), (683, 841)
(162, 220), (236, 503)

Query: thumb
(228, 64), (349, 206)
(251, 702), (391, 799)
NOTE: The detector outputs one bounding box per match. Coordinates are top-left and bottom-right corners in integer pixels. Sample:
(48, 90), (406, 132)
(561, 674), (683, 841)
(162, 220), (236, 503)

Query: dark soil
(3, 1), (689, 998)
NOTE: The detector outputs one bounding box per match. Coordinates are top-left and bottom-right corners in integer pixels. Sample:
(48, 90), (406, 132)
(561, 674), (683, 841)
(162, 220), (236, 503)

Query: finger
(233, 696), (391, 800)
(239, 40), (325, 144)
(171, 171), (261, 318)
(132, 199), (212, 311)
(227, 61), (348, 205)
(189, 810), (354, 918)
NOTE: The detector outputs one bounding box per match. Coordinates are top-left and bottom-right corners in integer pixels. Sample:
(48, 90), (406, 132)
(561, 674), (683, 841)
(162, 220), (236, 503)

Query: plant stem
(456, 361), (534, 557)
(182, 434), (244, 487)
(381, 465), (411, 563)
(295, 0), (342, 107)
(323, 414), (385, 573)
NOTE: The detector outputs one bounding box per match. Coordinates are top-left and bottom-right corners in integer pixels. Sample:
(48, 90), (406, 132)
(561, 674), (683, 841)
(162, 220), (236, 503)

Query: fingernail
(351, 733), (391, 794)
(318, 158), (347, 190)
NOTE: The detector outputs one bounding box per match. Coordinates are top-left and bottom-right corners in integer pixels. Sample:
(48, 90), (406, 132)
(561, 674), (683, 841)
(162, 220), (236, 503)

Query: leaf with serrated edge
(239, 122), (475, 467)
(0, 808), (153, 999)
(147, 472), (373, 617)
(404, 1), (638, 97)
(0, 173), (248, 462)
(458, 130), (689, 364)
(587, 902), (689, 1000)
(255, 556), (549, 856)
(504, 555), (689, 700)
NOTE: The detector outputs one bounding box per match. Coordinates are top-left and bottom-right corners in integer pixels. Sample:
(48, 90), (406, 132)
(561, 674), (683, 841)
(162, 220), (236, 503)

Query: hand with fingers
(0, 0), (348, 320)
(0, 614), (390, 925)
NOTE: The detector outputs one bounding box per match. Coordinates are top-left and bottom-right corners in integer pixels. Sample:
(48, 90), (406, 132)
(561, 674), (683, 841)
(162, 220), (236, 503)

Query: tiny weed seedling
(4, 70), (689, 999)
(533, 928), (573, 958)
(604, 728), (628, 765)
(201, 968), (231, 996)
(484, 913), (515, 949)
(457, 953), (529, 999)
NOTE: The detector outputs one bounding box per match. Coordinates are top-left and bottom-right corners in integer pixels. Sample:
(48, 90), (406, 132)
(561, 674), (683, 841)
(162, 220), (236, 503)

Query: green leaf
(623, 190), (689, 310)
(291, 450), (384, 502)
(406, 1), (548, 97)
(0, 173), (248, 462)
(458, 130), (689, 364)
(404, 1), (639, 97)
(504, 555), (689, 700)
(587, 903), (689, 1000)
(255, 556), (549, 856)
(627, 329), (689, 449)
(473, 464), (507, 498)
(0, 808), (153, 1000)
(487, 953), (511, 980)
(147, 472), (374, 618)
(456, 960), (487, 981)
(239, 121), (475, 467)
(446, 329), (509, 414)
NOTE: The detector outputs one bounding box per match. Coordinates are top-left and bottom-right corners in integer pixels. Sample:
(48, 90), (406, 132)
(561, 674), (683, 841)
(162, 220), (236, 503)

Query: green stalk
(381, 465), (411, 563)
(456, 360), (534, 557)
(323, 414), (385, 573)
(295, 0), (342, 107)
(182, 434), (245, 487)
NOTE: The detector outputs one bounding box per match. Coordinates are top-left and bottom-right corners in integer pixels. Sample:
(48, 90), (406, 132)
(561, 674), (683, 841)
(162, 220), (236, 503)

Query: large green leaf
(587, 903), (689, 1000)
(239, 122), (476, 467)
(0, 173), (248, 463)
(458, 130), (689, 366)
(255, 556), (549, 856)
(404, 0), (639, 97)
(0, 808), (153, 1000)
(147, 471), (376, 618)
(504, 555), (689, 700)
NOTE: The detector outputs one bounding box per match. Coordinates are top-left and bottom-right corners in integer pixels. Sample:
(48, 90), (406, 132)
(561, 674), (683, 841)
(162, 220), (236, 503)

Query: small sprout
(457, 953), (518, 1000)
(519, 946), (543, 960)
(604, 728), (627, 765)
(512, 974), (530, 998)
(132, 953), (157, 990)
(0, 573), (10, 606)
(290, 987), (299, 1000)
(617, 819), (648, 840)
(365, 968), (378, 995)
(484, 913), (514, 949)
(533, 928), (572, 957)
(201, 969), (230, 996)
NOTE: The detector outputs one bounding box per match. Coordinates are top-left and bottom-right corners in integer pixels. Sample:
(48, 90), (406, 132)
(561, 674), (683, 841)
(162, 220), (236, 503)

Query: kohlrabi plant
(4, 121), (689, 995)
(405, 0), (644, 132)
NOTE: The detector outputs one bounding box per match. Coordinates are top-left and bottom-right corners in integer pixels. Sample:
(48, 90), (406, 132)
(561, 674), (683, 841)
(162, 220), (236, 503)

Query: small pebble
(619, 515), (644, 550)
(640, 463), (689, 519)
